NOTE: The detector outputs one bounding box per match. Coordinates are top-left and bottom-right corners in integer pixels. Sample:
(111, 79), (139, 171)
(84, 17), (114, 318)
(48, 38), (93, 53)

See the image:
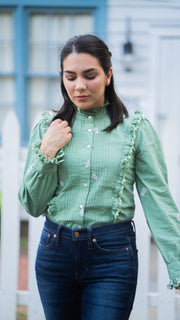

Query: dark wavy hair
(53, 34), (128, 131)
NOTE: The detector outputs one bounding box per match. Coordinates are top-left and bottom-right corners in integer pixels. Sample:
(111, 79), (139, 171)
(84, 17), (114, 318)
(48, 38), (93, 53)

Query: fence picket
(0, 112), (20, 319)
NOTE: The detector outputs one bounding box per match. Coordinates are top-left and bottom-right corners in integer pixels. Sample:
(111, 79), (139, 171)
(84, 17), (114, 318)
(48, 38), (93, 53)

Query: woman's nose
(75, 78), (86, 90)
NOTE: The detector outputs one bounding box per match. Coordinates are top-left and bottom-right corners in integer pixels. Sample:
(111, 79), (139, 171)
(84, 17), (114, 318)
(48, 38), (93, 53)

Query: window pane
(29, 14), (48, 42)
(0, 13), (13, 40)
(51, 14), (70, 42)
(48, 45), (61, 74)
(28, 77), (62, 127)
(0, 13), (14, 71)
(72, 14), (93, 36)
(29, 44), (48, 72)
(0, 43), (14, 72)
(29, 78), (48, 127)
(29, 78), (48, 107)
(49, 78), (63, 109)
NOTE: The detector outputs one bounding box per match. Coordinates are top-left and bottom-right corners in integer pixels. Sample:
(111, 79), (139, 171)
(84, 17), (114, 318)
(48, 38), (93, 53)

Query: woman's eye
(86, 76), (96, 80)
(67, 78), (75, 81)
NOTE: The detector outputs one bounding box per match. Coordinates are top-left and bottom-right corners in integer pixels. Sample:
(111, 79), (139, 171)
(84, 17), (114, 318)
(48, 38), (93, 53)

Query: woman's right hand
(39, 119), (72, 159)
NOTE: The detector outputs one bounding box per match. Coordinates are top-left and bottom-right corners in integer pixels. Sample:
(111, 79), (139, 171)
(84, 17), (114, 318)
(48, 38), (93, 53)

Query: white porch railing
(0, 111), (180, 320)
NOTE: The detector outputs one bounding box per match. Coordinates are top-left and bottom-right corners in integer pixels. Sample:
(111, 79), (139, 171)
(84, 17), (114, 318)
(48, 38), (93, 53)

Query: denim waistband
(44, 218), (135, 240)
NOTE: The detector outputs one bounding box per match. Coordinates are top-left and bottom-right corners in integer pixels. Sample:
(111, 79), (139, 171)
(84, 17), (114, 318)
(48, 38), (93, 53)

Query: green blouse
(18, 102), (180, 289)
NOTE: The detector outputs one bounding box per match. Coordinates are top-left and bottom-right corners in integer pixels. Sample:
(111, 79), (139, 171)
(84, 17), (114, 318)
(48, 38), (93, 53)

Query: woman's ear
(106, 67), (113, 86)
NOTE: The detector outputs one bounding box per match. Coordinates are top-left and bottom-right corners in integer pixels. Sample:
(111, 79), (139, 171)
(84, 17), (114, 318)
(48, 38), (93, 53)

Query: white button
(84, 183), (88, 187)
(93, 127), (99, 134)
(92, 173), (98, 180)
(88, 116), (92, 119)
(80, 204), (83, 209)
(85, 160), (90, 168)
(87, 145), (90, 149)
(88, 129), (92, 132)
(78, 225), (81, 229)
(80, 208), (84, 216)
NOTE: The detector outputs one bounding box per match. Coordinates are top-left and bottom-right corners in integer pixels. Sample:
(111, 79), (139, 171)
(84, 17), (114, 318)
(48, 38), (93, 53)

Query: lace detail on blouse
(112, 111), (144, 221)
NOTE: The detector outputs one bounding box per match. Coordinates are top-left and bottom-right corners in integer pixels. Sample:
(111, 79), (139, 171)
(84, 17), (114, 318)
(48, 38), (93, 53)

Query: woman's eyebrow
(83, 68), (97, 73)
(64, 68), (97, 74)
(64, 70), (76, 74)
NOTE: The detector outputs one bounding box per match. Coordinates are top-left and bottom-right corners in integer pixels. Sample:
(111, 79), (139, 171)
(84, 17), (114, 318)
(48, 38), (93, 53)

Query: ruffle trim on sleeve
(40, 110), (54, 128)
(167, 278), (180, 290)
(112, 111), (144, 221)
(32, 141), (64, 165)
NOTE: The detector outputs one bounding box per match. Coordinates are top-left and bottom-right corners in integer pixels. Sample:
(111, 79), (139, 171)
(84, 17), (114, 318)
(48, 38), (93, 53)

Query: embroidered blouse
(18, 102), (180, 289)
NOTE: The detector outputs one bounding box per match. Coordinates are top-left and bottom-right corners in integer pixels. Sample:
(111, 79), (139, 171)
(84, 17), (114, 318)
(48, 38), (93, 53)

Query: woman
(18, 34), (180, 320)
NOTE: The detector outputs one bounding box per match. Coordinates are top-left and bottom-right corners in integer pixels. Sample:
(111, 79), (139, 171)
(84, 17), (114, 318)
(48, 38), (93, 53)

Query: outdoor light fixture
(121, 17), (136, 72)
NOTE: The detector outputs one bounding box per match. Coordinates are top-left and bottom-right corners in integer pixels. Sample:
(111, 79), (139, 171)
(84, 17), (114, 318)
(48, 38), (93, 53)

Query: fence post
(0, 111), (20, 320)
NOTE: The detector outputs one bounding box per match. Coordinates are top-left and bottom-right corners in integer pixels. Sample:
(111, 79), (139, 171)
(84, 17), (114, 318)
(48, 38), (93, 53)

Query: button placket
(78, 114), (94, 220)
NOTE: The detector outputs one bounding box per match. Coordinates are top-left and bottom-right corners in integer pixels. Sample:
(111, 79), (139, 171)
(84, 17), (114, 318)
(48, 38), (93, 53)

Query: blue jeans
(35, 218), (138, 320)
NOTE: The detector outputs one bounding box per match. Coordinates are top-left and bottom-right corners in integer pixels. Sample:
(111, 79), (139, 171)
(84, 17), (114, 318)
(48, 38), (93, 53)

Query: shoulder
(125, 110), (144, 128)
(123, 110), (155, 135)
(38, 110), (55, 128)
(33, 110), (55, 131)
(126, 111), (162, 152)
(122, 110), (161, 150)
(30, 110), (55, 141)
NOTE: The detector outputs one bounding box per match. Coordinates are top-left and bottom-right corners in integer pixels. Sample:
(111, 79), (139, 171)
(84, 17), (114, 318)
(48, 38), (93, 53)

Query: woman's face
(62, 52), (112, 111)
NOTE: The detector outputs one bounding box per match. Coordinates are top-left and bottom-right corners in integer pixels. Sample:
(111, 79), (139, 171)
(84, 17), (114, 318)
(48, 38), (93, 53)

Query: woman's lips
(75, 95), (90, 100)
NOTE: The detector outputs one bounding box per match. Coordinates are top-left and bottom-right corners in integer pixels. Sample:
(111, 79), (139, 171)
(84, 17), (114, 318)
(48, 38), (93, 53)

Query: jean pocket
(39, 227), (57, 249)
(92, 233), (132, 254)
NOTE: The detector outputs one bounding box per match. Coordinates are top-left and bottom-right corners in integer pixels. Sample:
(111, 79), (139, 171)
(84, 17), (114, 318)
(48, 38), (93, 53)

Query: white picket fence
(0, 111), (180, 320)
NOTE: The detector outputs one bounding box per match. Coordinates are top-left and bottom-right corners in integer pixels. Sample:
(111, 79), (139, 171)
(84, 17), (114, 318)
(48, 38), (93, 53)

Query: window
(0, 1), (107, 144)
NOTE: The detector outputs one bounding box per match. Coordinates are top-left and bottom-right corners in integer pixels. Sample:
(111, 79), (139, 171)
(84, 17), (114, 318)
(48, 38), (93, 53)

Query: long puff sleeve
(18, 112), (64, 217)
(135, 118), (180, 289)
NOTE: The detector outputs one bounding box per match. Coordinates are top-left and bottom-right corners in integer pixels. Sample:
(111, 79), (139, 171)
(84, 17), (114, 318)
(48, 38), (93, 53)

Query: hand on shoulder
(40, 119), (72, 159)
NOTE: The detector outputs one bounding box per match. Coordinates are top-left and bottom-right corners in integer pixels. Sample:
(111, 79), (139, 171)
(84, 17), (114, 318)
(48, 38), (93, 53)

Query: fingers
(64, 126), (71, 133)
(49, 118), (72, 138)
(59, 120), (68, 127)
(50, 119), (71, 132)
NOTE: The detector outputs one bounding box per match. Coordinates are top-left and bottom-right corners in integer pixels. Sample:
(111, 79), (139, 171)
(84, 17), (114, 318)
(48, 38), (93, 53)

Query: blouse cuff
(167, 278), (180, 290)
(32, 142), (64, 165)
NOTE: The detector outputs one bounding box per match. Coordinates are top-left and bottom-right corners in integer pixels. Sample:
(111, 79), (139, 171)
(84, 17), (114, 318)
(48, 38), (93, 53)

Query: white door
(150, 26), (180, 209)
(149, 25), (180, 320)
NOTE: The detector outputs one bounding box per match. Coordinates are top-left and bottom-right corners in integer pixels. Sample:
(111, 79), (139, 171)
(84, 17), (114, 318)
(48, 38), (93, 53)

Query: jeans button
(74, 232), (80, 237)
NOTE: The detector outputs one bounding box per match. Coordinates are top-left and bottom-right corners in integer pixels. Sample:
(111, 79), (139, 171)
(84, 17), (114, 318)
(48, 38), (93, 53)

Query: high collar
(73, 100), (110, 117)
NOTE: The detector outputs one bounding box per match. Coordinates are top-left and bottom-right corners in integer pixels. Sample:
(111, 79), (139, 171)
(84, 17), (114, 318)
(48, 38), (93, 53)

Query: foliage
(16, 306), (27, 320)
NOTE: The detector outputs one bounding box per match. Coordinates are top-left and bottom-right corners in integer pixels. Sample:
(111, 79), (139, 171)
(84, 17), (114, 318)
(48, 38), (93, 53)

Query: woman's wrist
(39, 145), (58, 159)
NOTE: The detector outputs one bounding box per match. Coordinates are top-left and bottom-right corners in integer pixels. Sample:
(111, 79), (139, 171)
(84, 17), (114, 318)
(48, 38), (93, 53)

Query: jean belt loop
(57, 225), (63, 245)
(87, 227), (92, 245)
(131, 220), (136, 233)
